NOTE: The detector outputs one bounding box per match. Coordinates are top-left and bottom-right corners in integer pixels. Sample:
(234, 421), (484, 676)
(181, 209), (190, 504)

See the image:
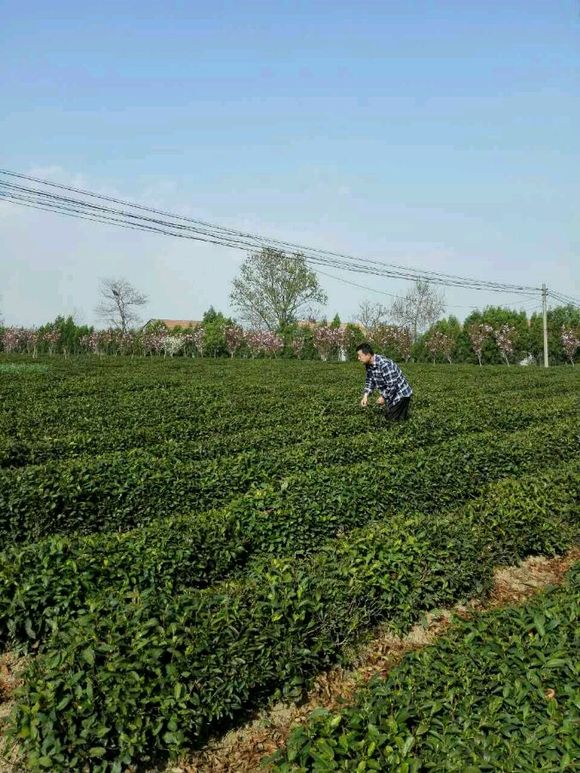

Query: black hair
(356, 343), (374, 355)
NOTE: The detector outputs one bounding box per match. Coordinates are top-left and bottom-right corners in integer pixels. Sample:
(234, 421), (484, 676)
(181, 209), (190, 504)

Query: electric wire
(0, 168), (542, 291)
(0, 169), (545, 295)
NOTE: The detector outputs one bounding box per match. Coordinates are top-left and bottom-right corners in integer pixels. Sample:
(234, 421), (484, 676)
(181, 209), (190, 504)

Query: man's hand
(360, 394), (369, 407)
(376, 395), (385, 406)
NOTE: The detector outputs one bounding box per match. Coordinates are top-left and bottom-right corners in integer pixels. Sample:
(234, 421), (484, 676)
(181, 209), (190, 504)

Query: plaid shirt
(363, 354), (413, 407)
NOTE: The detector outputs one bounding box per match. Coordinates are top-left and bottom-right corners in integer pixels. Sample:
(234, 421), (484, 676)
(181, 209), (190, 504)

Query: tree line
(1, 248), (578, 364)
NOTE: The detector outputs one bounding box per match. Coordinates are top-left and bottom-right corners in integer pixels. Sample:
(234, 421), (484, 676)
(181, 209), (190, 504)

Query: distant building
(142, 319), (201, 331)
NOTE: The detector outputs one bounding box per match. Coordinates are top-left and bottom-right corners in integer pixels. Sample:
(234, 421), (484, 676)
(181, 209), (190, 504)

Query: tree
(37, 315), (93, 356)
(202, 307), (233, 357)
(561, 326), (579, 365)
(390, 281), (446, 341)
(95, 278), (148, 333)
(224, 325), (245, 357)
(467, 323), (494, 366)
(425, 331), (455, 363)
(356, 300), (389, 336)
(494, 324), (517, 365)
(313, 325), (345, 361)
(230, 248), (327, 332)
(529, 304), (580, 365)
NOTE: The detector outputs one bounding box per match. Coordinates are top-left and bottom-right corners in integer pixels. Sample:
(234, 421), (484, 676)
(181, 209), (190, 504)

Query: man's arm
(361, 369), (374, 406)
(363, 368), (374, 395)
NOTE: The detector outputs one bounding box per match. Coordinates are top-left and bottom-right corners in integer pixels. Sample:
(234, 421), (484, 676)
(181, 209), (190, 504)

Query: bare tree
(95, 278), (148, 333)
(356, 300), (390, 335)
(390, 280), (446, 341)
(230, 248), (327, 331)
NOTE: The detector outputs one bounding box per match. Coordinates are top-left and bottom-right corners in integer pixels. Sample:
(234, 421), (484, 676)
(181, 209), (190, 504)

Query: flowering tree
(244, 330), (283, 358)
(141, 333), (157, 356)
(425, 331), (454, 363)
(19, 329), (39, 358)
(1, 327), (30, 353)
(224, 325), (245, 358)
(244, 330), (262, 358)
(79, 332), (100, 354)
(178, 333), (195, 358)
(192, 326), (206, 357)
(117, 332), (136, 356)
(313, 326), (344, 361)
(291, 335), (305, 359)
(468, 323), (494, 366)
(161, 335), (184, 357)
(373, 324), (399, 355)
(396, 327), (413, 362)
(261, 331), (284, 357)
(494, 324), (517, 366)
(561, 326), (579, 365)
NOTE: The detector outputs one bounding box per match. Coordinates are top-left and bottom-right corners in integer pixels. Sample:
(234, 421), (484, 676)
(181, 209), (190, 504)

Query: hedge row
(1, 460), (577, 651)
(3, 383), (575, 471)
(2, 364), (577, 457)
(7, 473), (579, 771)
(3, 376), (573, 467)
(1, 400), (576, 543)
(273, 562), (580, 771)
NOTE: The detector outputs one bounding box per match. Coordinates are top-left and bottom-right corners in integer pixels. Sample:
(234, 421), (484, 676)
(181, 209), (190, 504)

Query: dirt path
(0, 651), (27, 773)
(174, 548), (580, 773)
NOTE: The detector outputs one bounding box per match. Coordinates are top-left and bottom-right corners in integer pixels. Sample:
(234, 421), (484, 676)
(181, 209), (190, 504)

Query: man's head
(356, 342), (374, 365)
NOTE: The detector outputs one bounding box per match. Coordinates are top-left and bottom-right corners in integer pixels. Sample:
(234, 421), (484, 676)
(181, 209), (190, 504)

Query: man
(356, 343), (413, 421)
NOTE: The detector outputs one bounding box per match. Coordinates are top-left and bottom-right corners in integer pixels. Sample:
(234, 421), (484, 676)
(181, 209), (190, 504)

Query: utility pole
(542, 284), (549, 368)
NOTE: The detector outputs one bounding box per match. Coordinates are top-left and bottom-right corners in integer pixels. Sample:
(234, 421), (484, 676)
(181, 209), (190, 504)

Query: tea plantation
(273, 562), (580, 771)
(0, 357), (578, 771)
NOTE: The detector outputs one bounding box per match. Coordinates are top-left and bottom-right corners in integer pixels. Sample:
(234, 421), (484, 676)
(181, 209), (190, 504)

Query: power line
(1, 168), (540, 292)
(0, 175), (542, 293)
(314, 267), (542, 312)
(0, 168), (545, 295)
(547, 290), (580, 308)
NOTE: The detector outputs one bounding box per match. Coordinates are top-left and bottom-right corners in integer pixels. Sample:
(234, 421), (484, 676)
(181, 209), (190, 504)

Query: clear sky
(1, 0), (579, 327)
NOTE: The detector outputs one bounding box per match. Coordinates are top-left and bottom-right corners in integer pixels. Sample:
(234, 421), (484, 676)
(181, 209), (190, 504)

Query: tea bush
(273, 563), (580, 771)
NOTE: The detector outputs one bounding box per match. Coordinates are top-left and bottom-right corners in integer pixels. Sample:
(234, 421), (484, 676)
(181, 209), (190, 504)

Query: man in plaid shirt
(356, 342), (413, 421)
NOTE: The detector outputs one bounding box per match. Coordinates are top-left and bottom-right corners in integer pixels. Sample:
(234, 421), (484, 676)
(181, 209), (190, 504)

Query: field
(0, 356), (578, 771)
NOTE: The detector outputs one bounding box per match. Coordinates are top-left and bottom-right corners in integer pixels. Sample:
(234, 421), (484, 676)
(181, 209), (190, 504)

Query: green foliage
(0, 358), (578, 770)
(36, 315), (93, 355)
(7, 514), (492, 770)
(2, 460), (576, 651)
(273, 563), (580, 771)
(0, 398), (576, 543)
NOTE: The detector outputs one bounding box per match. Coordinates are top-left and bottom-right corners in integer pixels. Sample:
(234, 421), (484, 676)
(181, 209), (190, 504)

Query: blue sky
(1, 0), (579, 326)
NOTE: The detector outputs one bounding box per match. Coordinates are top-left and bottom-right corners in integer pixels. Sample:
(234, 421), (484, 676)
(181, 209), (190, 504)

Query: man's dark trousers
(386, 396), (412, 421)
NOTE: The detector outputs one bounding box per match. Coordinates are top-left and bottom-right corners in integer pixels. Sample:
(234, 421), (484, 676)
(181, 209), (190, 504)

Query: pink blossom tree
(2, 327), (26, 353)
(192, 326), (206, 357)
(561, 326), (579, 365)
(373, 324), (399, 356)
(79, 332), (100, 354)
(468, 323), (494, 366)
(425, 331), (454, 363)
(313, 326), (345, 361)
(244, 330), (283, 358)
(180, 333), (196, 358)
(494, 324), (517, 366)
(244, 330), (263, 359)
(261, 331), (284, 357)
(225, 325), (245, 358)
(291, 335), (305, 359)
(396, 326), (413, 362)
